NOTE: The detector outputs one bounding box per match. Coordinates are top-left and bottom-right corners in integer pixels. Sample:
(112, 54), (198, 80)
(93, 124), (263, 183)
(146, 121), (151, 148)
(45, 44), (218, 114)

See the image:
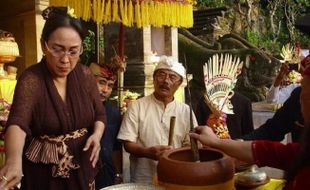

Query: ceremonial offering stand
(0, 30), (19, 167)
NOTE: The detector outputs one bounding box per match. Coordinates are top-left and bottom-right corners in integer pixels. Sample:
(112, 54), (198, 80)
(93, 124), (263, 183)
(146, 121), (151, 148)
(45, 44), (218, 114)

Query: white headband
(154, 56), (186, 79)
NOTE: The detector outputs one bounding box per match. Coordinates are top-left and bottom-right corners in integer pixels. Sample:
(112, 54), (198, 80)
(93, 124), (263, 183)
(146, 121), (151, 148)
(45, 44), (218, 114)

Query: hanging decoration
(49, 0), (194, 28)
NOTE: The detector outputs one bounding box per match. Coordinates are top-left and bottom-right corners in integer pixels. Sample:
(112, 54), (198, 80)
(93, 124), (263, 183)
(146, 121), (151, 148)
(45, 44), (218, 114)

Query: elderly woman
(190, 59), (310, 189)
(0, 7), (105, 190)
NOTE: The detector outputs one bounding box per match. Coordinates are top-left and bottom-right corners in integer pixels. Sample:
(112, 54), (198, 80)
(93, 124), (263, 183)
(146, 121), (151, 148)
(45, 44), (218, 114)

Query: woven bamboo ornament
(49, 0), (194, 28)
(203, 54), (243, 139)
(203, 54), (243, 115)
(280, 43), (301, 64)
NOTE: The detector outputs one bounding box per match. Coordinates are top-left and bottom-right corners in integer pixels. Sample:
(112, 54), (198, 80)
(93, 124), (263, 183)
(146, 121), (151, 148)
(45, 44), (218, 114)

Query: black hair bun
(42, 6), (68, 20)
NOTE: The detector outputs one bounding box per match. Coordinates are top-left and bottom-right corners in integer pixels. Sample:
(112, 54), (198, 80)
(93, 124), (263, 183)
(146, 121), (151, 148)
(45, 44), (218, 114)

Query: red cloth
(252, 141), (310, 190)
(99, 65), (117, 81)
(301, 54), (310, 75)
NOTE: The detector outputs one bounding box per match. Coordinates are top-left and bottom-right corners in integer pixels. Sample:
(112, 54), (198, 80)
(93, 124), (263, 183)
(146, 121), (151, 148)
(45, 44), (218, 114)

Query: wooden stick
(168, 116), (176, 146)
(184, 54), (200, 162)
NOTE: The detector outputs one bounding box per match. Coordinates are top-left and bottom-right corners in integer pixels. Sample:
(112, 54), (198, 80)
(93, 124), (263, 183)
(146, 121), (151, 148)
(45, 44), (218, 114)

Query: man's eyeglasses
(45, 42), (83, 58)
(155, 71), (181, 84)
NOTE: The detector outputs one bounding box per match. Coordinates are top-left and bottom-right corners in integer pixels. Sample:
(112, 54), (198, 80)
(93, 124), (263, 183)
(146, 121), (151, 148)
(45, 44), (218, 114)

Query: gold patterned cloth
(25, 128), (88, 178)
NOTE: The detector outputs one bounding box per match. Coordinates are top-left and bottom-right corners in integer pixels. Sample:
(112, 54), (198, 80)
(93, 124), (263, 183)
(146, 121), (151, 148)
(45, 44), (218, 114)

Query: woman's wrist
(93, 121), (105, 138)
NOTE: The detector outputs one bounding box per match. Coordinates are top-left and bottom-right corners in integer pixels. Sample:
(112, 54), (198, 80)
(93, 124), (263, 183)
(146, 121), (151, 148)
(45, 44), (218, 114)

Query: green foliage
(196, 0), (310, 56)
(80, 30), (104, 66)
(244, 29), (260, 47)
(196, 0), (233, 8)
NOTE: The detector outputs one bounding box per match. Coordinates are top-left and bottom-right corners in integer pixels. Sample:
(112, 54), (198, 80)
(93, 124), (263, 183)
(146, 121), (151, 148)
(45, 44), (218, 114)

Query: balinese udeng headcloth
(89, 63), (119, 81)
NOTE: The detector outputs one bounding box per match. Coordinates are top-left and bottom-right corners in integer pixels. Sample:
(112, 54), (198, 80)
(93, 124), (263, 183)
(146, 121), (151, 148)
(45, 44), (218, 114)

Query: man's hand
(147, 145), (172, 160)
(123, 141), (172, 160)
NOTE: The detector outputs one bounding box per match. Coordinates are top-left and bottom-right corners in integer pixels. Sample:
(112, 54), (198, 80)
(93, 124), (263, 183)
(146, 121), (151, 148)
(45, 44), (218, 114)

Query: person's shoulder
(18, 62), (44, 82)
(80, 63), (91, 72)
(232, 91), (251, 104)
(174, 100), (191, 111)
(136, 94), (151, 103)
(105, 101), (120, 113)
(291, 86), (302, 94)
(78, 63), (92, 76)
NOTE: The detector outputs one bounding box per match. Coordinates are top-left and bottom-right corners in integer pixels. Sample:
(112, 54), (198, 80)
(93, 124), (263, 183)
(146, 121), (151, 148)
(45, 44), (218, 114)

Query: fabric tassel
(104, 0), (112, 23)
(112, 0), (120, 22)
(25, 139), (59, 164)
(122, 0), (128, 26)
(49, 0), (194, 28)
(93, 0), (98, 22)
(149, 1), (155, 26)
(100, 0), (105, 22)
(134, 1), (142, 28)
(127, 0), (134, 26)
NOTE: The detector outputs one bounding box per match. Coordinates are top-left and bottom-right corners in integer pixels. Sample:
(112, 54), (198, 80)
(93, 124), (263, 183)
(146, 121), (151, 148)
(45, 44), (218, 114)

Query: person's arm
(189, 126), (254, 163)
(83, 121), (105, 168)
(123, 141), (171, 161)
(112, 148), (123, 184)
(266, 63), (289, 103)
(83, 66), (106, 167)
(0, 126), (26, 189)
(113, 109), (123, 184)
(273, 63), (289, 87)
(242, 87), (302, 141)
(266, 85), (280, 103)
(243, 99), (254, 135)
(190, 126), (299, 171)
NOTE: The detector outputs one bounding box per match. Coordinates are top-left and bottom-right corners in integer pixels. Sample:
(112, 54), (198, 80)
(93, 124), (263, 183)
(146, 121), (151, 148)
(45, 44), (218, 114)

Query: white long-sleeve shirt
(266, 83), (300, 104)
(117, 94), (197, 183)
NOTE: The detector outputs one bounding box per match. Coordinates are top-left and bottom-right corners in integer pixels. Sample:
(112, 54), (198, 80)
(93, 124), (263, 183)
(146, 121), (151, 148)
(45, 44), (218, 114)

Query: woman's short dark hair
(41, 6), (85, 42)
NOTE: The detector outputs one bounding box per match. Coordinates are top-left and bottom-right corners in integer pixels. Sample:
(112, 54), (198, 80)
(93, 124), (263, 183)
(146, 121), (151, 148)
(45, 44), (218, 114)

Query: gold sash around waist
(25, 128), (88, 178)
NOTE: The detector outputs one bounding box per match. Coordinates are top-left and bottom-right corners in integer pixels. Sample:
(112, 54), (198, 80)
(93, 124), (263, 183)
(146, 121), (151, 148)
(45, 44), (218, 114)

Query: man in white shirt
(117, 56), (197, 183)
(266, 63), (301, 104)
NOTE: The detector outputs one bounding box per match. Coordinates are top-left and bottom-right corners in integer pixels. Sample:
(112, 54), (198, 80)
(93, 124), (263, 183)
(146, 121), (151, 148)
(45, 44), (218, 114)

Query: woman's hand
(274, 63), (289, 87)
(83, 133), (101, 168)
(189, 126), (220, 148)
(0, 160), (23, 190)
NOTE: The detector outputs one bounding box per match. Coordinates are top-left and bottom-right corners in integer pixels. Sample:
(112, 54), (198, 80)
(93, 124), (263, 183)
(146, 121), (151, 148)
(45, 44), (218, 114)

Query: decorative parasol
(295, 12), (310, 36)
(49, 0), (194, 28)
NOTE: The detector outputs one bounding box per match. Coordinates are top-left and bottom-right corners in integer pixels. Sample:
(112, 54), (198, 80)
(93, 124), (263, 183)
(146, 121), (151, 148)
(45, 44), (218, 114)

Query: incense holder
(157, 147), (235, 190)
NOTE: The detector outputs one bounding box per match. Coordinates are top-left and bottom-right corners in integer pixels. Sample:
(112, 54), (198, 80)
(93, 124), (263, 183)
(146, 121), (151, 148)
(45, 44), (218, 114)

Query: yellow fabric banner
(49, 0), (194, 28)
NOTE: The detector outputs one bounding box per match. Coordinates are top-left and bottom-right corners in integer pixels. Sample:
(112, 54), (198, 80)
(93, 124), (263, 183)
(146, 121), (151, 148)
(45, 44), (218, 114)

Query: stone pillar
(35, 0), (49, 62)
(0, 0), (48, 73)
